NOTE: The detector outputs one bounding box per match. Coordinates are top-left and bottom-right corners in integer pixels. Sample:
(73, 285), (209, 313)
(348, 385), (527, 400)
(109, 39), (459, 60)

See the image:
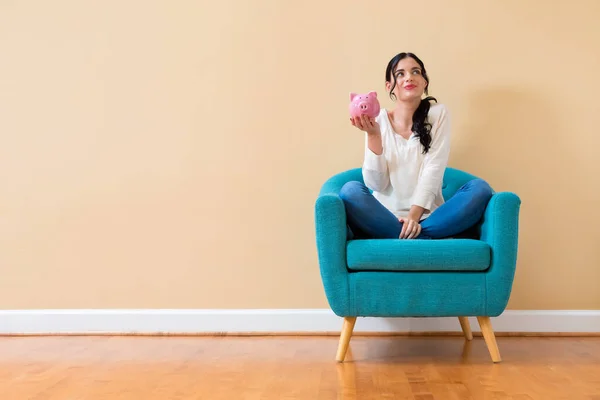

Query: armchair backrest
(326, 167), (484, 201)
(442, 167), (483, 200)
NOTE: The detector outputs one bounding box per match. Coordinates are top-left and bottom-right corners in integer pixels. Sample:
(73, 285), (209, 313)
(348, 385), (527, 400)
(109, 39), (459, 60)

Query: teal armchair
(314, 167), (521, 363)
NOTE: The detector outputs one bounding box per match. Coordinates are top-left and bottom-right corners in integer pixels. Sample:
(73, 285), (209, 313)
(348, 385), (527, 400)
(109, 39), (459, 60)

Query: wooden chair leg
(336, 317), (356, 362)
(458, 317), (473, 340)
(477, 316), (501, 363)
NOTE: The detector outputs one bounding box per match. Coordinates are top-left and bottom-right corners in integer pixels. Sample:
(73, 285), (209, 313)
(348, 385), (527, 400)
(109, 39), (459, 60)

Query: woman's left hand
(399, 217), (422, 239)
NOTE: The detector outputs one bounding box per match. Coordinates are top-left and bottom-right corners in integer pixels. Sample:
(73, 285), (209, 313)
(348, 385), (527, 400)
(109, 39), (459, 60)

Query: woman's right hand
(350, 114), (380, 136)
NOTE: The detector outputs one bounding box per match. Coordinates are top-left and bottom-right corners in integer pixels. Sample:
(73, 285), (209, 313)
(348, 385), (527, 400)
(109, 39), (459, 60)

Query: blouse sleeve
(362, 115), (390, 192)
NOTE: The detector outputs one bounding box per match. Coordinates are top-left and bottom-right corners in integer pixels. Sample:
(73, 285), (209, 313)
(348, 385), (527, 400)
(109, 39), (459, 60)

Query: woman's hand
(398, 217), (422, 239)
(350, 114), (380, 136)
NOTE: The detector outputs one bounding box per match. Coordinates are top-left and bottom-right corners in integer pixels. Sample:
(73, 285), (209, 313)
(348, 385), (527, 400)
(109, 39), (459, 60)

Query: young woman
(340, 52), (493, 240)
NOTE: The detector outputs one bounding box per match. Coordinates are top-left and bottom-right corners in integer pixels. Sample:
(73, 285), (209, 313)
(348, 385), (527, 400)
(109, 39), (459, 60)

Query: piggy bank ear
(350, 92), (357, 101)
(368, 91), (377, 98)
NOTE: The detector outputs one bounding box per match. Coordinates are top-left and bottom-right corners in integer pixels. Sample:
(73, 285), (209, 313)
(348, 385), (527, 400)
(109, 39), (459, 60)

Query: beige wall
(1, 1), (599, 310)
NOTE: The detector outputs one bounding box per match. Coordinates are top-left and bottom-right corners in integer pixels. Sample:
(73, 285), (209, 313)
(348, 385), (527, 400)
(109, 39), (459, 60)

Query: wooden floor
(1, 336), (600, 399)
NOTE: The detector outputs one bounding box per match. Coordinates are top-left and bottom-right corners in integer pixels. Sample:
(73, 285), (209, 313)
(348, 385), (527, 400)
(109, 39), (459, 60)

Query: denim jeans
(339, 179), (493, 240)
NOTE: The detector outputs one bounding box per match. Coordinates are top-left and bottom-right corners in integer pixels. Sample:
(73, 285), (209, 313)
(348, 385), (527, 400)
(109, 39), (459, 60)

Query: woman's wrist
(408, 205), (425, 221)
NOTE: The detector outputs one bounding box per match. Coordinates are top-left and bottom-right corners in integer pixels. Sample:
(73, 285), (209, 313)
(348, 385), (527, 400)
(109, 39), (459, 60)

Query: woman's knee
(468, 179), (493, 204)
(339, 181), (368, 202)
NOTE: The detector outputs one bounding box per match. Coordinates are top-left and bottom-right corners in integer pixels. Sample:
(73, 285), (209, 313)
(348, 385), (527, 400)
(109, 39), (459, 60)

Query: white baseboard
(1, 309), (599, 335)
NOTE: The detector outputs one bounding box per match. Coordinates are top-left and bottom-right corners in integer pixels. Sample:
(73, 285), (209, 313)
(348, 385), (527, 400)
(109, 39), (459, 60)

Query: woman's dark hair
(385, 52), (437, 154)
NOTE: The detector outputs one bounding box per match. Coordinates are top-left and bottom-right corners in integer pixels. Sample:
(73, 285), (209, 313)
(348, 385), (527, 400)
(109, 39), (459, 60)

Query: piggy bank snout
(349, 92), (380, 118)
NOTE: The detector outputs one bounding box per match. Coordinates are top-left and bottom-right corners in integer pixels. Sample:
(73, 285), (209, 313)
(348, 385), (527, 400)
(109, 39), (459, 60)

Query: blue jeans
(339, 179), (493, 240)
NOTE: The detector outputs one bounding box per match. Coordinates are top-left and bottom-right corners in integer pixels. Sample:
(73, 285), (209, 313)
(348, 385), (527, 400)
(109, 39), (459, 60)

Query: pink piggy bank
(349, 91), (380, 119)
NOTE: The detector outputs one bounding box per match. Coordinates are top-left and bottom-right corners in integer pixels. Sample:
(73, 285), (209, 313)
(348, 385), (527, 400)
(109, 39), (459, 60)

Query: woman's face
(386, 57), (428, 101)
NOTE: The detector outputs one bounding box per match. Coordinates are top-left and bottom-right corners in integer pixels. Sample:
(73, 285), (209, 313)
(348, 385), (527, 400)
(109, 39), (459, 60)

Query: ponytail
(412, 96), (437, 154)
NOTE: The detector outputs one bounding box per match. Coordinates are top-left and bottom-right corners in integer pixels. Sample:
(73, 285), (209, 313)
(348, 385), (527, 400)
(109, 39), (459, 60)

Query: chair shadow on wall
(452, 86), (563, 309)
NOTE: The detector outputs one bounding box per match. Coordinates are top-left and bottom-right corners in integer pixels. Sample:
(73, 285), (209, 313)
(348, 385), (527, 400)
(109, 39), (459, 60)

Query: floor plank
(0, 336), (599, 399)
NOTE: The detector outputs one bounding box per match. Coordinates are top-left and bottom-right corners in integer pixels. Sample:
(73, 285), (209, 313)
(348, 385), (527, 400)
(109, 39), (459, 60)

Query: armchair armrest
(314, 170), (361, 316)
(479, 191), (522, 315)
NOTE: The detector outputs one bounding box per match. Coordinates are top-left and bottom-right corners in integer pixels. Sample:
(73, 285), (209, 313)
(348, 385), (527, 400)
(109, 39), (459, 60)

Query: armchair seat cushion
(346, 239), (491, 272)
